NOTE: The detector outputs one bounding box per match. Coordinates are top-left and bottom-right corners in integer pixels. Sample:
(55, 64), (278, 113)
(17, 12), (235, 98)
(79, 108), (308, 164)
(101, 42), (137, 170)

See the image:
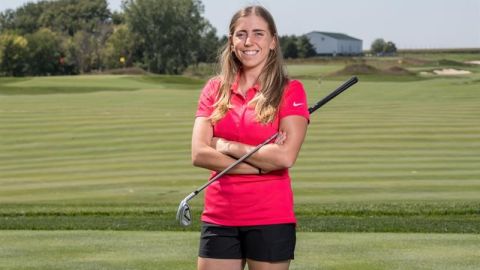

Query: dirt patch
(465, 60), (480, 65)
(401, 57), (432, 66)
(330, 64), (414, 77)
(385, 66), (414, 75)
(335, 64), (380, 75)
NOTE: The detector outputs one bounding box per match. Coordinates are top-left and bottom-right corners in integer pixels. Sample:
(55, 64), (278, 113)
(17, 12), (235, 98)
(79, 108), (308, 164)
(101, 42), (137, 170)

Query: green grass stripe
(0, 147), (190, 160)
(0, 150), (189, 167)
(294, 163), (480, 171)
(0, 215), (479, 233)
(0, 155), (190, 172)
(2, 167), (478, 180)
(3, 157), (478, 174)
(0, 231), (478, 269)
(298, 155), (480, 162)
(1, 122), (192, 133)
(293, 180), (480, 189)
(1, 201), (477, 216)
(1, 72), (480, 234)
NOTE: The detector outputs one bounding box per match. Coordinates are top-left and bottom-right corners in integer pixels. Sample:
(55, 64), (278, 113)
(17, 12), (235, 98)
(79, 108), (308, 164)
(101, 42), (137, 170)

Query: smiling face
(230, 14), (276, 73)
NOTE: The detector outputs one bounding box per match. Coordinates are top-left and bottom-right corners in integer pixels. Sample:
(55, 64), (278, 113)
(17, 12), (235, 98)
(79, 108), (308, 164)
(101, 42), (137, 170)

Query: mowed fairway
(1, 60), (480, 268)
(1, 231), (479, 270)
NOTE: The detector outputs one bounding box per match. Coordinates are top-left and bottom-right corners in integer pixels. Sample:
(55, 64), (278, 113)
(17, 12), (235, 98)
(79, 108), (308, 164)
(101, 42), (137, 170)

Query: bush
(0, 33), (29, 76)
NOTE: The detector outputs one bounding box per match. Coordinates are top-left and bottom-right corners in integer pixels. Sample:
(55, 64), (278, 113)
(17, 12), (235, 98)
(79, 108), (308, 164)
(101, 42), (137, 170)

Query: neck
(240, 64), (263, 88)
(240, 71), (259, 88)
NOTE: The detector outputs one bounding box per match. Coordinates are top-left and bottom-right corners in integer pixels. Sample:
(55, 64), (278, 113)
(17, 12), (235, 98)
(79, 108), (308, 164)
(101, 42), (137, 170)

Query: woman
(192, 5), (309, 270)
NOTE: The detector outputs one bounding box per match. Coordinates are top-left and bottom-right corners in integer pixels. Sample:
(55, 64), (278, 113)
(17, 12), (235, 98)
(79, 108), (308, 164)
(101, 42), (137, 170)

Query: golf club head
(176, 199), (192, 227)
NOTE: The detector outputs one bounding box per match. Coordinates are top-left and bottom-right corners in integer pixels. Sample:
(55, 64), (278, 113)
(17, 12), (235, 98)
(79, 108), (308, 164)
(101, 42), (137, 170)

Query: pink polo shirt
(195, 76), (309, 226)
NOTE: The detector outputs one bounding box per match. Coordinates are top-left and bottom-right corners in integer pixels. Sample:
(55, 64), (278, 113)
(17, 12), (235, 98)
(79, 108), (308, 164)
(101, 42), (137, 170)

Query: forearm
(218, 140), (292, 172)
(213, 116), (308, 172)
(192, 145), (259, 174)
(191, 117), (259, 175)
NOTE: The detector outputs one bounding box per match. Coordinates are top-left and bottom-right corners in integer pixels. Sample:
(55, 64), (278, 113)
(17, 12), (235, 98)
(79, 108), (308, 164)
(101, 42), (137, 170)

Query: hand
(211, 137), (229, 155)
(274, 131), (287, 145)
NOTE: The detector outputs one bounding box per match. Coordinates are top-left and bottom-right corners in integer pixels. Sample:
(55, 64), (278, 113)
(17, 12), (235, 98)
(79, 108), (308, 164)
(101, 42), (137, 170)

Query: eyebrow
(235, 29), (267, 33)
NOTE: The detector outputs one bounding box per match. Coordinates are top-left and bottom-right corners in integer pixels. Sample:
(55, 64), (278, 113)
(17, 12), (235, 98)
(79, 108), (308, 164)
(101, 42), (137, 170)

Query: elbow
(191, 150), (205, 167)
(277, 154), (297, 169)
(283, 159), (296, 169)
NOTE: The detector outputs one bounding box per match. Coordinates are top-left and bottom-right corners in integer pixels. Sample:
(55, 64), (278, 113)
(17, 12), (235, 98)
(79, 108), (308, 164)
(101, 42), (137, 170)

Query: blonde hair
(210, 5), (288, 124)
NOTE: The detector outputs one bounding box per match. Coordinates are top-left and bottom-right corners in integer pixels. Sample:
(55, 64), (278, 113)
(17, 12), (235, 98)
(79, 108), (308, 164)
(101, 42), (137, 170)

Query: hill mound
(385, 66), (414, 75)
(331, 64), (380, 75)
(330, 64), (414, 77)
(100, 67), (149, 75)
(438, 59), (470, 67)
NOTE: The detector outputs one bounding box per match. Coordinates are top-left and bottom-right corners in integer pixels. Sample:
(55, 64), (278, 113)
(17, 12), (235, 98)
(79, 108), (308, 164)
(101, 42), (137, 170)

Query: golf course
(1, 53), (480, 269)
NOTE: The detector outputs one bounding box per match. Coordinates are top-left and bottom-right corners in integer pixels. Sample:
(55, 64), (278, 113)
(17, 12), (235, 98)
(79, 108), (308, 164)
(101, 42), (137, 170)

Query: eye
(235, 32), (247, 40)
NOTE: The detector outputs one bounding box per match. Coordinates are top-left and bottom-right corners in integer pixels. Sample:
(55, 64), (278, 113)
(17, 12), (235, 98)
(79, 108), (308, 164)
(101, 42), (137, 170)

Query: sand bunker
(465, 61), (480, 65)
(432, 69), (471, 75)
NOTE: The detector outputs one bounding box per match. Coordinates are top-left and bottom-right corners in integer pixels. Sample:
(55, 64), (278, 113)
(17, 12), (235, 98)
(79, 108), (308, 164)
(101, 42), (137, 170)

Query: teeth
(244, 50), (258, 55)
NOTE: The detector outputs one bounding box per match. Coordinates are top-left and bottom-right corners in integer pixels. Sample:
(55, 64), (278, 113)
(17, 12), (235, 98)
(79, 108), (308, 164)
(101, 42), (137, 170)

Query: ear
(269, 34), (277, 50)
(229, 35), (237, 56)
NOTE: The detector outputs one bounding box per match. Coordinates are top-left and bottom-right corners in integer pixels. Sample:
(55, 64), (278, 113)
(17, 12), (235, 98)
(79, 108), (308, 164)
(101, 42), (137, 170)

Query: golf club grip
(308, 76), (358, 114)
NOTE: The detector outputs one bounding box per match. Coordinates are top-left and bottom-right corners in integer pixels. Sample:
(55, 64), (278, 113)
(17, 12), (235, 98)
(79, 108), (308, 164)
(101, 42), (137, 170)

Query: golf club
(176, 76), (359, 226)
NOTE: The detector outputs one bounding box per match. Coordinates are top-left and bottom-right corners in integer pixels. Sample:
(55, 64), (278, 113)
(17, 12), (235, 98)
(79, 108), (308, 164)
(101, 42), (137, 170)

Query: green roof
(308, 31), (362, 41)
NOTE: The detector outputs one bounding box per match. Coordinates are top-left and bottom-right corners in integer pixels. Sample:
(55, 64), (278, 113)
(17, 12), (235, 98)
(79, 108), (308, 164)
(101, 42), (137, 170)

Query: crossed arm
(191, 115), (308, 174)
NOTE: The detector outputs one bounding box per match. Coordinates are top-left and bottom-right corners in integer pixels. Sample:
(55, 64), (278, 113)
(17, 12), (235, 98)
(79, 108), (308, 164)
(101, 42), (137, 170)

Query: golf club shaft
(185, 76), (358, 202)
(190, 132), (279, 198)
(308, 76), (358, 114)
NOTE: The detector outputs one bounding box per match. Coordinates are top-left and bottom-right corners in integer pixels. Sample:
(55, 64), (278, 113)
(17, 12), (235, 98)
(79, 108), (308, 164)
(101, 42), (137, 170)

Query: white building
(305, 31), (363, 56)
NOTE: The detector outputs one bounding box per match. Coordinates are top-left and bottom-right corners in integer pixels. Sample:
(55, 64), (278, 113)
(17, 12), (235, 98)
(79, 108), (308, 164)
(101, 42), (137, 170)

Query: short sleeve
(196, 79), (220, 117)
(278, 80), (310, 122)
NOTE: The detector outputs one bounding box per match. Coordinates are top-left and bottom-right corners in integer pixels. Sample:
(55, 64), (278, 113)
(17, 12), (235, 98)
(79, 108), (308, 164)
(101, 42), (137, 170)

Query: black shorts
(199, 222), (296, 262)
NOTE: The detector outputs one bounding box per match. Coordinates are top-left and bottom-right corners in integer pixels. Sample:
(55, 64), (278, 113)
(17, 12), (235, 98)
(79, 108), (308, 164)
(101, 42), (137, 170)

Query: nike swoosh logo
(293, 102), (304, 107)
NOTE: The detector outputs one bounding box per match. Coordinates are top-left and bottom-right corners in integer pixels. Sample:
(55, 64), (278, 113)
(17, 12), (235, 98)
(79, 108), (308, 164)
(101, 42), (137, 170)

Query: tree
(384, 41), (397, 54)
(0, 0), (111, 36)
(72, 30), (96, 73)
(371, 38), (386, 55)
(102, 24), (136, 69)
(37, 0), (110, 36)
(296, 35), (316, 58)
(280, 35), (298, 59)
(25, 28), (62, 75)
(0, 9), (16, 32)
(123, 0), (211, 74)
(111, 11), (125, 25)
(60, 36), (80, 74)
(0, 33), (29, 76)
(371, 38), (397, 56)
(3, 2), (47, 34)
(194, 23), (221, 64)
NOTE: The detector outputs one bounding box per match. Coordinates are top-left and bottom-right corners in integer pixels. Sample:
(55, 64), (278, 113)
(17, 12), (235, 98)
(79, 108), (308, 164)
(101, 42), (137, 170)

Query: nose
(244, 36), (253, 46)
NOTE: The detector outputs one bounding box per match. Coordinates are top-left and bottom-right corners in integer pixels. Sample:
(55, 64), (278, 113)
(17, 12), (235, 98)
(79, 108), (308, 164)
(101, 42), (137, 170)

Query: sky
(1, 0), (479, 49)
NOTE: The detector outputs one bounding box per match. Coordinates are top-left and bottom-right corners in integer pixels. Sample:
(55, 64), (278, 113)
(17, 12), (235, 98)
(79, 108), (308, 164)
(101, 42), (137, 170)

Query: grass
(1, 60), (480, 232)
(0, 231), (479, 270)
(0, 54), (480, 268)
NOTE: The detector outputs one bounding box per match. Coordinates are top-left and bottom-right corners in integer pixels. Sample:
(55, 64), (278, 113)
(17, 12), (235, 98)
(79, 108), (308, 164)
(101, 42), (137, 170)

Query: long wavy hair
(209, 5), (288, 124)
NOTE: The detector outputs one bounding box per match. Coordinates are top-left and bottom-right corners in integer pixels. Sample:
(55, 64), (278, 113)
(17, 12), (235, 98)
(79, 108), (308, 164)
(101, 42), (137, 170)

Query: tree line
(370, 38), (397, 56)
(0, 0), (317, 76)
